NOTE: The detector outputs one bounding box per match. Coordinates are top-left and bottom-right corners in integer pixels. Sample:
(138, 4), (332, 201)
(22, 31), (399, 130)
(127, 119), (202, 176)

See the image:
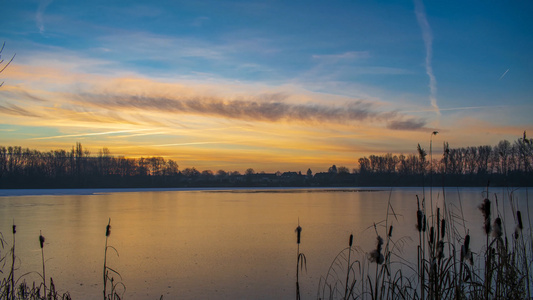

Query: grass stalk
(40, 230), (46, 299)
(103, 218), (111, 300)
(295, 220), (306, 300)
(11, 221), (15, 300)
(343, 234), (353, 300)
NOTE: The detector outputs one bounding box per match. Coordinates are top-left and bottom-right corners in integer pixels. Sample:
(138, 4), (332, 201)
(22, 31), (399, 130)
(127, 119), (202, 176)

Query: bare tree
(0, 42), (15, 88)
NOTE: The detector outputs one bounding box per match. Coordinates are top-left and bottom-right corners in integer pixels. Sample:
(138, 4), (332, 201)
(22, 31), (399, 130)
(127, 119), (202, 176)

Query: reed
(39, 230), (46, 299)
(0, 224), (72, 299)
(103, 218), (125, 300)
(295, 220), (307, 300)
(316, 234), (360, 300)
(314, 186), (533, 300)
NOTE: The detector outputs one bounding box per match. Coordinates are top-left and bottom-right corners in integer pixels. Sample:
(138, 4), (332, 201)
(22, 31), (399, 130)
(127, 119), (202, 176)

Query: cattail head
(463, 234), (473, 264)
(369, 236), (384, 264)
(492, 217), (502, 238)
(12, 224), (16, 234)
(479, 198), (491, 217)
(423, 215), (427, 232)
(388, 225), (393, 237)
(295, 225), (302, 244)
(441, 219), (446, 239)
(106, 218), (111, 237)
(479, 198), (491, 235)
(39, 231), (45, 249)
(429, 226), (435, 245)
(517, 211), (523, 230)
(349, 234), (353, 247)
(514, 211), (523, 239)
(416, 210), (423, 232)
(376, 235), (383, 252)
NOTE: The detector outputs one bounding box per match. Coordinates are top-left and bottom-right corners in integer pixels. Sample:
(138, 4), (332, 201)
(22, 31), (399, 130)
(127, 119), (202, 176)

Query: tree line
(0, 133), (532, 188)
(356, 132), (532, 186)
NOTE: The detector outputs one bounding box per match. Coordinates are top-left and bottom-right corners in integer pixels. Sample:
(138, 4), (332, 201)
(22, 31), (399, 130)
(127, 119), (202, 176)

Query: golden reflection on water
(0, 187), (529, 299)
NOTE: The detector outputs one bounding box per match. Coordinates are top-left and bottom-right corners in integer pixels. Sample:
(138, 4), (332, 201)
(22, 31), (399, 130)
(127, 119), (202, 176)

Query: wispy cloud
(72, 91), (425, 130)
(191, 16), (210, 27)
(154, 141), (225, 147)
(414, 0), (440, 115)
(36, 0), (53, 34)
(1, 61), (429, 134)
(0, 103), (41, 117)
(387, 119), (427, 131)
(312, 51), (370, 62)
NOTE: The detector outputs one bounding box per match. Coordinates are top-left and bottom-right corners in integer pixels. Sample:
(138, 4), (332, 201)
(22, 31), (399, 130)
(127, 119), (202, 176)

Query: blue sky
(1, 0), (532, 172)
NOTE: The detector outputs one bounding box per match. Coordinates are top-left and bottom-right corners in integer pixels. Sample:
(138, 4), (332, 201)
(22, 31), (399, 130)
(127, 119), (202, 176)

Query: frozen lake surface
(0, 187), (531, 299)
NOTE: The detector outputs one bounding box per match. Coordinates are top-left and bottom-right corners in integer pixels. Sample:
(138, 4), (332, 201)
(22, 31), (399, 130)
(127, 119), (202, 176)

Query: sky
(1, 0), (532, 173)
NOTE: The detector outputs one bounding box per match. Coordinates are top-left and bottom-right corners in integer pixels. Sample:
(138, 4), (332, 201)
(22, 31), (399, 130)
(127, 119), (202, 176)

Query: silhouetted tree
(182, 167), (200, 178)
(328, 165), (337, 174)
(337, 166), (350, 175)
(358, 157), (370, 173)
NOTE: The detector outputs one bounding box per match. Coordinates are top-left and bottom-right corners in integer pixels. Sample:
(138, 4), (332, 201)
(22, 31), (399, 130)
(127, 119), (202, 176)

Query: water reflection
(0, 187), (530, 299)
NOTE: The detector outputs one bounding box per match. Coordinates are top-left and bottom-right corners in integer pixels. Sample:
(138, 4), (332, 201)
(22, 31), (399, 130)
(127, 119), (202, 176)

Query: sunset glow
(1, 1), (532, 173)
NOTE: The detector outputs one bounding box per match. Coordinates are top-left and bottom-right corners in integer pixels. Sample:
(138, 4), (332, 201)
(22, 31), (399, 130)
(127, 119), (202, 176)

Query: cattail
(106, 219), (111, 237)
(388, 225), (393, 237)
(429, 226), (435, 245)
(505, 237), (509, 252)
(39, 232), (45, 249)
(437, 240), (444, 259)
(479, 198), (491, 235)
(416, 210), (423, 232)
(492, 217), (502, 238)
(423, 215), (427, 232)
(295, 225), (302, 244)
(12, 224), (16, 234)
(369, 236), (384, 264)
(487, 247), (494, 268)
(349, 234), (353, 247)
(515, 211), (524, 239)
(441, 219), (446, 239)
(517, 211), (523, 230)
(39, 230), (47, 298)
(463, 234), (473, 264)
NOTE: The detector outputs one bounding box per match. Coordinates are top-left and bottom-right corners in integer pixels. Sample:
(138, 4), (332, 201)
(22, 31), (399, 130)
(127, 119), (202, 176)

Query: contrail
(29, 129), (152, 140)
(499, 68), (509, 80)
(414, 0), (440, 115)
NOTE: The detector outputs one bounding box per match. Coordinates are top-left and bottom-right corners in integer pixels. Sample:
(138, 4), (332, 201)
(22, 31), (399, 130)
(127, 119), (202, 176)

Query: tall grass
(315, 187), (533, 300)
(0, 221), (73, 299)
(0, 218), (128, 299)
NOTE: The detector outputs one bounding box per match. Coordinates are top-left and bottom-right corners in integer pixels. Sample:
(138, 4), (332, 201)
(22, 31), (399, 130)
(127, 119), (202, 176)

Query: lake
(0, 187), (531, 299)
